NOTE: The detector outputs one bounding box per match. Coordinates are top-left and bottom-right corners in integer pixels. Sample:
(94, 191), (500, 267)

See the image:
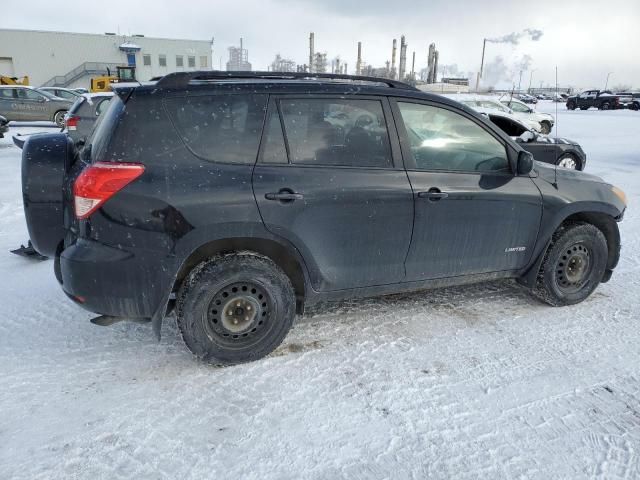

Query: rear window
(90, 95), (125, 162)
(164, 94), (268, 164)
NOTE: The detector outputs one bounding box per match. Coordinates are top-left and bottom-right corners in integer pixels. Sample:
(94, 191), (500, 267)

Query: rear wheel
(176, 253), (296, 365)
(533, 223), (607, 306)
(557, 153), (581, 170)
(631, 102), (640, 111)
(567, 102), (576, 110)
(53, 110), (66, 127)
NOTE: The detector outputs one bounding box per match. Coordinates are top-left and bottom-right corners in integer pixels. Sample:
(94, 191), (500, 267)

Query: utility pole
(528, 69), (536, 93)
(605, 71), (613, 90)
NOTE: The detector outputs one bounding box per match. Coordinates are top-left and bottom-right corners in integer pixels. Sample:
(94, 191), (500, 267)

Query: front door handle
(417, 188), (449, 201)
(265, 190), (304, 202)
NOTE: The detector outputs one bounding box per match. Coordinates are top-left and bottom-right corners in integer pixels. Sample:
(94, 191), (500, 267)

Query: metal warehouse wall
(0, 29), (213, 87)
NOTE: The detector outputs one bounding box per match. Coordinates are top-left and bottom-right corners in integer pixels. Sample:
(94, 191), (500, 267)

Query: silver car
(0, 86), (73, 127)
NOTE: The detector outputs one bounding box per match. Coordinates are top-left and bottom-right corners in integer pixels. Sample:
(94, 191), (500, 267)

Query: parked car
(500, 97), (555, 134)
(20, 72), (626, 365)
(447, 94), (545, 132)
(63, 93), (113, 144)
(0, 85), (73, 126)
(566, 90), (621, 110)
(615, 92), (640, 111)
(517, 93), (538, 104)
(38, 87), (83, 102)
(0, 114), (8, 138)
(484, 111), (586, 170)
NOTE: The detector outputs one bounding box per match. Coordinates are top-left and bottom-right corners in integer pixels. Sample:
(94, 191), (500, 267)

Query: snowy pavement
(1, 104), (639, 479)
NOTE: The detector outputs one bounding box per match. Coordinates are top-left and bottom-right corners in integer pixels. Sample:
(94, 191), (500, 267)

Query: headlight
(612, 186), (627, 206)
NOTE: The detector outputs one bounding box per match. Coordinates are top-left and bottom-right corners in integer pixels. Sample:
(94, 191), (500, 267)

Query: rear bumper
(59, 239), (170, 318)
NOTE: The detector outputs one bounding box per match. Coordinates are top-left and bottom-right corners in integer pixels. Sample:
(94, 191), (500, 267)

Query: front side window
(278, 98), (392, 168)
(18, 89), (44, 100)
(165, 94), (268, 164)
(398, 102), (509, 173)
(509, 102), (530, 113)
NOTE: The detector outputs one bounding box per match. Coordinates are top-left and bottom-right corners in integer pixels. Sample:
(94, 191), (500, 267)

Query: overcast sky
(3, 0), (639, 88)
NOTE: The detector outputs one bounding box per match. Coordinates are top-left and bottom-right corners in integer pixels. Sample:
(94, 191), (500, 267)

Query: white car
(443, 94), (545, 133)
(500, 97), (555, 134)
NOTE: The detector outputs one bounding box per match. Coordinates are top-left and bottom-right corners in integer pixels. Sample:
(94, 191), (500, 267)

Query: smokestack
(434, 51), (439, 83)
(411, 51), (416, 80)
(399, 35), (407, 81)
(356, 42), (362, 75)
(475, 38), (487, 91)
(391, 39), (397, 79)
(344, 63), (348, 75)
(309, 32), (315, 74)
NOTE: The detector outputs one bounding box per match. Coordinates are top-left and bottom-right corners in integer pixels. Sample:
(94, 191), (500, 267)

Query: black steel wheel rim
(203, 281), (273, 346)
(555, 242), (592, 293)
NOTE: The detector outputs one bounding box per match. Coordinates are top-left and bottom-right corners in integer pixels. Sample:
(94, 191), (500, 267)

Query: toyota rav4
(20, 72), (627, 365)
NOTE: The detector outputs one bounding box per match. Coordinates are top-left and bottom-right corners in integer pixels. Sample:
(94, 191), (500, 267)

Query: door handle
(265, 190), (304, 202)
(417, 188), (449, 201)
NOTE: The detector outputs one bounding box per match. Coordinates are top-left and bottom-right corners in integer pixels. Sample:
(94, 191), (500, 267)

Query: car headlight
(612, 186), (627, 206)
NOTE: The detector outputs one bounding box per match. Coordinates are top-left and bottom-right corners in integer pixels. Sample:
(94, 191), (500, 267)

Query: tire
(631, 102), (639, 111)
(567, 102), (576, 110)
(533, 222), (608, 306)
(540, 121), (551, 134)
(556, 153), (581, 170)
(600, 102), (610, 110)
(53, 110), (66, 127)
(176, 253), (296, 365)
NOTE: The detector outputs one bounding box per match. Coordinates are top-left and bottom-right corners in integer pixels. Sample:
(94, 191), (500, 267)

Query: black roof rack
(155, 70), (419, 91)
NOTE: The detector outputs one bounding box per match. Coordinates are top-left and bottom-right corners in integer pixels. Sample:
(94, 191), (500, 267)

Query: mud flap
(11, 241), (48, 261)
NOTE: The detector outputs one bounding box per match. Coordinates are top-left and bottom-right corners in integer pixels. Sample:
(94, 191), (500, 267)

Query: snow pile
(0, 106), (639, 479)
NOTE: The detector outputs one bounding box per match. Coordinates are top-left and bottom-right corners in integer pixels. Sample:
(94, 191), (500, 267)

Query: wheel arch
(519, 209), (621, 287)
(172, 236), (308, 314)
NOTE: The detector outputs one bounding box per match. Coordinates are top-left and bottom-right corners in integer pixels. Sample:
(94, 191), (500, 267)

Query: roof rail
(155, 70), (419, 91)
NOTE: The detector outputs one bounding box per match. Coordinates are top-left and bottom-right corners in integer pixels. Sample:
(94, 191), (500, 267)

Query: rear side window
(278, 98), (392, 168)
(165, 94), (268, 164)
(91, 95), (125, 162)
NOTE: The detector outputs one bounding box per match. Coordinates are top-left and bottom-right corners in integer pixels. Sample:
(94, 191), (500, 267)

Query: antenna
(553, 65), (559, 189)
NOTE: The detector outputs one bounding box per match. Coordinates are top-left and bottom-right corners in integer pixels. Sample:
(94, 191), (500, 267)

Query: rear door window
(165, 94), (268, 164)
(278, 98), (392, 168)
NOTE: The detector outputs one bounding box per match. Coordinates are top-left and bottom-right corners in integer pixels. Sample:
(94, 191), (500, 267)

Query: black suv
(21, 72), (627, 365)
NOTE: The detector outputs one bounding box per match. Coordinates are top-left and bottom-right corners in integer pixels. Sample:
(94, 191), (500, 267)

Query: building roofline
(0, 27), (213, 44)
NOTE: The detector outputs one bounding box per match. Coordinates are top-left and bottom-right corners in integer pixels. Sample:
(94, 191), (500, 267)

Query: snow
(1, 105), (639, 479)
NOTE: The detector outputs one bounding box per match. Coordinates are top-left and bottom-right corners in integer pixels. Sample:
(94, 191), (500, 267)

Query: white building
(0, 28), (213, 88)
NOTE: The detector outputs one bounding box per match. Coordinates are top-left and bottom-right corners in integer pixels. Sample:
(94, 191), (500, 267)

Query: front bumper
(59, 239), (170, 319)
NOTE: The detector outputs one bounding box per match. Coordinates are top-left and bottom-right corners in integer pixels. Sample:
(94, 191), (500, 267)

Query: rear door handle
(265, 190), (304, 202)
(417, 188), (449, 201)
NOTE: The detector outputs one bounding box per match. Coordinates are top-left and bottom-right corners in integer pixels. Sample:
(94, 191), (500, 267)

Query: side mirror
(37, 97), (46, 103)
(517, 150), (534, 175)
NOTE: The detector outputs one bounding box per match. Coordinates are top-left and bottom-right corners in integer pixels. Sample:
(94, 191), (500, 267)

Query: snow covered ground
(1, 104), (639, 479)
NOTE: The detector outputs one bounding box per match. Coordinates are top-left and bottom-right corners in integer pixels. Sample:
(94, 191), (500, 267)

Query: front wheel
(176, 253), (296, 365)
(567, 102), (576, 110)
(557, 153), (581, 170)
(600, 102), (611, 110)
(53, 110), (67, 128)
(533, 223), (608, 306)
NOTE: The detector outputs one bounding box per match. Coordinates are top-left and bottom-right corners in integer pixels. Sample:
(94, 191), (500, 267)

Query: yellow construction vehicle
(0, 75), (30, 86)
(90, 66), (136, 92)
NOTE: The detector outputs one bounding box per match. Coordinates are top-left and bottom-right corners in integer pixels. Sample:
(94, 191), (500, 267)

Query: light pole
(528, 69), (536, 93)
(604, 72), (613, 90)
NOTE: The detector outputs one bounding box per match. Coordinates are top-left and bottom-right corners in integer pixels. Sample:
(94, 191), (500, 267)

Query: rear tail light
(65, 115), (80, 131)
(73, 162), (145, 219)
